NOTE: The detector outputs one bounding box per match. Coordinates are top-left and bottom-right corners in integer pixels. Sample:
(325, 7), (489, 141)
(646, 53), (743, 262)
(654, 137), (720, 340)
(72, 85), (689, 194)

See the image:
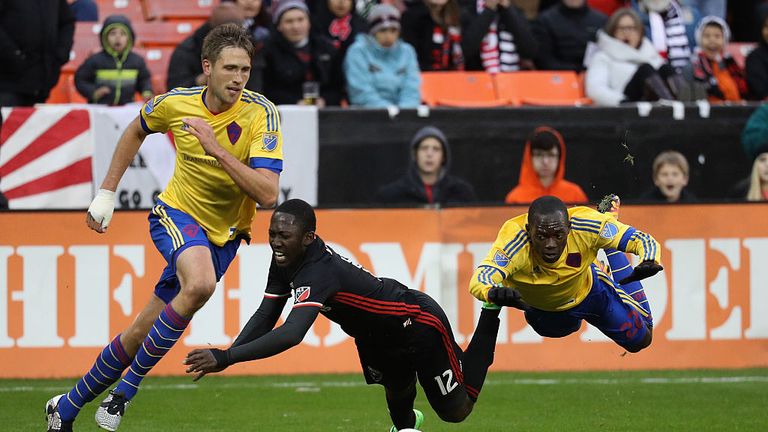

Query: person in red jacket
(505, 126), (588, 204)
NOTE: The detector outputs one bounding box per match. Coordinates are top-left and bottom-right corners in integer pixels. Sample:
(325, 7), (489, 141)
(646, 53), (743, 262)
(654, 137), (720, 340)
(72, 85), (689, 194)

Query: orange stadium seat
(95, 0), (148, 23)
(420, 71), (509, 107)
(144, 0), (213, 21)
(134, 47), (174, 93)
(132, 21), (196, 47)
(495, 71), (592, 106)
(46, 76), (71, 103)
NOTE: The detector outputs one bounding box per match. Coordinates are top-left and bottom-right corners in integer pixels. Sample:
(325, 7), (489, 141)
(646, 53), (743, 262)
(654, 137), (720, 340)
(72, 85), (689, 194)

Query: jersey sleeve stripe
(618, 227), (636, 250)
(572, 226), (600, 235)
(632, 232), (652, 261)
(139, 114), (156, 134)
(254, 94), (279, 131)
(508, 236), (530, 257)
(249, 157), (283, 173)
(264, 292), (291, 298)
(571, 217), (602, 227)
(292, 302), (323, 309)
(502, 230), (527, 255)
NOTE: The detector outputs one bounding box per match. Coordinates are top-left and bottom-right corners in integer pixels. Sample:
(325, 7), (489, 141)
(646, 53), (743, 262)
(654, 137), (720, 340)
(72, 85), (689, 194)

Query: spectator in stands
(640, 150), (697, 202)
(74, 15), (153, 105)
(167, 2), (246, 90)
(684, 0), (726, 22)
(586, 7), (689, 105)
(505, 126), (588, 204)
(462, 0), (538, 72)
(746, 10), (768, 100)
(742, 104), (768, 163)
(263, 0), (344, 105)
(344, 4), (421, 107)
(312, 0), (366, 60)
(401, 0), (468, 71)
(0, 0), (75, 106)
(231, 0), (273, 45)
(631, 0), (696, 71)
(69, 0), (99, 22)
(689, 16), (747, 102)
(532, 0), (606, 71)
(732, 151), (768, 201)
(376, 126), (477, 205)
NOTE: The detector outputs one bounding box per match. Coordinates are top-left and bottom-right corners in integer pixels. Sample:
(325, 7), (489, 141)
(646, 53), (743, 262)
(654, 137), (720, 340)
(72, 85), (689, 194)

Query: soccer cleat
(95, 390), (130, 431)
(46, 394), (73, 432)
(388, 409), (424, 432)
(597, 194), (620, 219)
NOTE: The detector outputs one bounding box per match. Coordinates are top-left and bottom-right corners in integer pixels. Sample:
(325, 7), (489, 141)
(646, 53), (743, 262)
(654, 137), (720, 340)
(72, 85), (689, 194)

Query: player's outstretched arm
(230, 294), (290, 348)
(182, 117), (279, 207)
(86, 116), (148, 233)
(184, 306), (320, 381)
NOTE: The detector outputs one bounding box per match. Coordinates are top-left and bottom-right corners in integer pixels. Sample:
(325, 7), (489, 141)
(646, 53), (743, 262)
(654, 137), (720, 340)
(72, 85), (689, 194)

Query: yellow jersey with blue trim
(469, 207), (661, 311)
(139, 86), (283, 246)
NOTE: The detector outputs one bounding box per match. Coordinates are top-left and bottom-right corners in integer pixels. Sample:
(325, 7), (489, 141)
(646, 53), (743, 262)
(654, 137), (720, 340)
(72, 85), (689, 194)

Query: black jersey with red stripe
(266, 237), (424, 339)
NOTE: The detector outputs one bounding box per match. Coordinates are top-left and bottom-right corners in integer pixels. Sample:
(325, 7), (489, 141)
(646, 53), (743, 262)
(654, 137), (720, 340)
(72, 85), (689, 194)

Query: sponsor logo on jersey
(262, 133), (278, 151)
(227, 121), (242, 145)
(294, 286), (311, 303)
(601, 222), (619, 239)
(493, 250), (510, 267)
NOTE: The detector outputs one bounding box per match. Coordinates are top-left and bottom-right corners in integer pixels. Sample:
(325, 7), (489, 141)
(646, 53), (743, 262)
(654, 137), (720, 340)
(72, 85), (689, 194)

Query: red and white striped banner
(1, 107), (93, 209)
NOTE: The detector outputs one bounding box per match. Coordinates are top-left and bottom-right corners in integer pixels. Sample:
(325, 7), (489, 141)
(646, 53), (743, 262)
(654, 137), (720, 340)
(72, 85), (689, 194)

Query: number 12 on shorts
(434, 369), (458, 395)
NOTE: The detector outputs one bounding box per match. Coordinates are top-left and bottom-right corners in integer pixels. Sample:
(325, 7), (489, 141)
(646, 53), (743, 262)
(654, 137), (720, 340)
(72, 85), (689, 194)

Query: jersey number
(434, 369), (458, 396)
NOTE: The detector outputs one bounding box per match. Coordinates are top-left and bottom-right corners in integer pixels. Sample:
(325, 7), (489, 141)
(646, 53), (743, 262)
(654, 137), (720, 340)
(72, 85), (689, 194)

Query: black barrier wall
(318, 105), (758, 206)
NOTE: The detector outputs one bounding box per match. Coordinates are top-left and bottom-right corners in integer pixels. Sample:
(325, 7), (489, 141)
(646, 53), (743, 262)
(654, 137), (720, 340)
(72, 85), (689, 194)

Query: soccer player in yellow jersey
(469, 195), (663, 354)
(46, 24), (282, 432)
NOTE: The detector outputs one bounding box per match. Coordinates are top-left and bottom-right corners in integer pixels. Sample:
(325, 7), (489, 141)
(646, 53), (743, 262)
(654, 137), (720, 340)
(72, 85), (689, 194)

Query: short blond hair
(652, 150), (689, 179)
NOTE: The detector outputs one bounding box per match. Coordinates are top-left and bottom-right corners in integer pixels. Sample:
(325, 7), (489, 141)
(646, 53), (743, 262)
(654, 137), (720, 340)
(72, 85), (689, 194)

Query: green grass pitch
(3, 369), (767, 431)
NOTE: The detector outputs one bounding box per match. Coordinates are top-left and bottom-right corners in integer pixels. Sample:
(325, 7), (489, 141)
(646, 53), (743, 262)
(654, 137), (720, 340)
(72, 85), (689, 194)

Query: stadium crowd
(0, 0), (767, 208)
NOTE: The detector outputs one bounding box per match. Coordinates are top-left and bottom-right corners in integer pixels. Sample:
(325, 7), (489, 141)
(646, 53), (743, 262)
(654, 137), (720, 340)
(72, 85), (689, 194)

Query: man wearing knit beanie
(262, 0), (345, 105)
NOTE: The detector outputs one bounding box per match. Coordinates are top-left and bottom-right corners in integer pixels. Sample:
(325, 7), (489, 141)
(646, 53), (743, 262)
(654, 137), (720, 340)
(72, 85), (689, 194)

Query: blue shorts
(524, 265), (651, 350)
(148, 200), (243, 304)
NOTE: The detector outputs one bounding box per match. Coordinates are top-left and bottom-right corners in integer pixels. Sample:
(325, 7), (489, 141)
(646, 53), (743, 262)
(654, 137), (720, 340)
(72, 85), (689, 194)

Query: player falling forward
(46, 23), (283, 431)
(184, 199), (501, 432)
(470, 195), (662, 352)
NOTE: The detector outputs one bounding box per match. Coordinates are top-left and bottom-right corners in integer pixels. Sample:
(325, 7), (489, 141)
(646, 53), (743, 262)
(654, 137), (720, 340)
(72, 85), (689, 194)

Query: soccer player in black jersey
(184, 199), (501, 431)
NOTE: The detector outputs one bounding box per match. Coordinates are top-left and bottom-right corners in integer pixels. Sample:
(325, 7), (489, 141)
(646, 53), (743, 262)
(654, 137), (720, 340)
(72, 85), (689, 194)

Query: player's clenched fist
(86, 189), (115, 233)
(487, 286), (529, 310)
(618, 260), (664, 285)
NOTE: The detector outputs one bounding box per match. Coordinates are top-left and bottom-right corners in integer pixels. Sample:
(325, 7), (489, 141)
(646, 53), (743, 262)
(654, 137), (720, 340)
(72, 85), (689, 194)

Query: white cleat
(45, 394), (72, 432)
(95, 390), (130, 431)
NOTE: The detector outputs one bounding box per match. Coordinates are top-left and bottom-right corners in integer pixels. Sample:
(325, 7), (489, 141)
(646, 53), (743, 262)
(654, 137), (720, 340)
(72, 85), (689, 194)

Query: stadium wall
(1, 204), (767, 378)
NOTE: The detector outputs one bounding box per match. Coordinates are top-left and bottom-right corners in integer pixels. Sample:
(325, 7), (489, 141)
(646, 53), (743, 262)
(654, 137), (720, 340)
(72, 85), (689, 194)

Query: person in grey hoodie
(375, 126), (477, 205)
(75, 14), (153, 105)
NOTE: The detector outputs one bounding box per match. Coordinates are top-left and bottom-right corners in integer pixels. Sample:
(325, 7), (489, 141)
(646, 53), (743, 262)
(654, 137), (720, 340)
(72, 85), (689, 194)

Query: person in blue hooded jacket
(75, 14), (153, 105)
(343, 4), (421, 108)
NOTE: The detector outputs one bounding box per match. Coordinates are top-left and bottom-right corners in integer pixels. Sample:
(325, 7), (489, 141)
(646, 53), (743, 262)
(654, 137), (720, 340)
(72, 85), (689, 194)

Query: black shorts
(355, 292), (468, 413)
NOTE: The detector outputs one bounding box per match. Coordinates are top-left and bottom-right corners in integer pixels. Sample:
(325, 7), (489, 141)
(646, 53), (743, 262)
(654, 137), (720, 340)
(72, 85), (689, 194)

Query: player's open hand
(182, 117), (220, 158)
(487, 286), (528, 310)
(184, 348), (228, 381)
(619, 260), (664, 285)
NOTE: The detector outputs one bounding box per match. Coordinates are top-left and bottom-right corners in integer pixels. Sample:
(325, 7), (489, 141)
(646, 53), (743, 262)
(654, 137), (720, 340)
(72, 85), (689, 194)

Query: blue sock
(115, 304), (190, 400)
(606, 249), (653, 324)
(58, 335), (132, 421)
